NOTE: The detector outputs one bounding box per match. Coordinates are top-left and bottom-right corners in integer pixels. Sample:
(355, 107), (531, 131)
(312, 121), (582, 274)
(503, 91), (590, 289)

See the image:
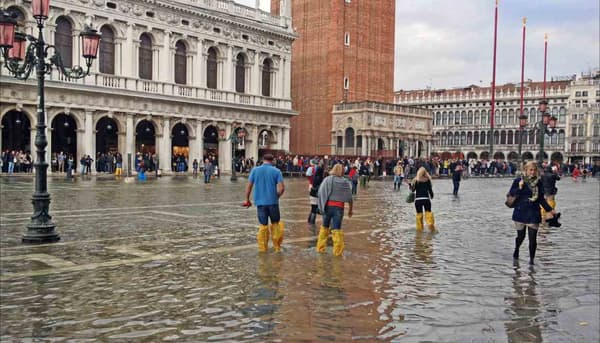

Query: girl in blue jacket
(508, 161), (555, 265)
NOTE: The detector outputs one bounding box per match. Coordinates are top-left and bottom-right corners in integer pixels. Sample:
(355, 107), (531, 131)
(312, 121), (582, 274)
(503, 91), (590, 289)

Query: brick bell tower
(272, 0), (395, 155)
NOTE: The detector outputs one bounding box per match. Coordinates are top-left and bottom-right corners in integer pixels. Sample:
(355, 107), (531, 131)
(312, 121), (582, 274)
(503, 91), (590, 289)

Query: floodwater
(0, 173), (598, 342)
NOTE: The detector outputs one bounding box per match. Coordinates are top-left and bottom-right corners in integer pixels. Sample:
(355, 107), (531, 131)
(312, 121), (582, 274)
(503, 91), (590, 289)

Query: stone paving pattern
(0, 175), (598, 342)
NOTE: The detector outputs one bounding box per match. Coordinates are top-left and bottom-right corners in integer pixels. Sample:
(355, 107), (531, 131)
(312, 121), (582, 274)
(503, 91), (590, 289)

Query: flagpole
(518, 17), (526, 167)
(489, 0), (499, 161)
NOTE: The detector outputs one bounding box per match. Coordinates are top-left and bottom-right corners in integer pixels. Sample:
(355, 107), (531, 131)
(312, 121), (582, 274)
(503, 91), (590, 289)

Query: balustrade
(3, 71), (292, 110)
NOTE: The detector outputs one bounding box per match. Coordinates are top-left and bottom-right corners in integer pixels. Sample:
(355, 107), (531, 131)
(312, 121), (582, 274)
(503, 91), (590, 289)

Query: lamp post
(519, 100), (557, 168)
(0, 1), (100, 243)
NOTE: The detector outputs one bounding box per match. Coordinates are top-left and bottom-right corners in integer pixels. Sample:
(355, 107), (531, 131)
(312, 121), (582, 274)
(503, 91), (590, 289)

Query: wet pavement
(0, 174), (598, 342)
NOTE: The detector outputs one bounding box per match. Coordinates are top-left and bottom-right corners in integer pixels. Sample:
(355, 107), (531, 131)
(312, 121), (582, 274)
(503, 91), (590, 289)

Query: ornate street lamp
(517, 113), (527, 166)
(0, 2), (100, 243)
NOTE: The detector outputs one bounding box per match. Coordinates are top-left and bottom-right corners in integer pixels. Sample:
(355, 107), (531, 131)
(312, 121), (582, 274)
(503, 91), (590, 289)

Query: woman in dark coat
(508, 161), (555, 265)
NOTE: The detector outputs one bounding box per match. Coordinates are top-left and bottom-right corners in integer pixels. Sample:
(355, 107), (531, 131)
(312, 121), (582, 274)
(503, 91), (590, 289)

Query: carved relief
(121, 2), (131, 13)
(92, 0), (104, 6)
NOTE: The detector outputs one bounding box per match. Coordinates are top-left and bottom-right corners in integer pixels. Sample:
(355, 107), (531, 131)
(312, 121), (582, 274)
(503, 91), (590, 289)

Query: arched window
(467, 132), (472, 145)
(442, 112), (447, 125)
(55, 17), (72, 68)
(235, 54), (246, 93)
(99, 26), (115, 74)
(468, 111), (473, 125)
(461, 111), (467, 125)
(345, 127), (355, 147)
(474, 110), (480, 125)
(174, 41), (187, 85)
(500, 130), (506, 144)
(507, 131), (514, 144)
(206, 47), (217, 89)
(460, 132), (466, 145)
(435, 112), (441, 126)
(473, 132), (479, 145)
(501, 109), (507, 124)
(262, 59), (272, 97)
(138, 33), (152, 80)
(441, 133), (447, 145)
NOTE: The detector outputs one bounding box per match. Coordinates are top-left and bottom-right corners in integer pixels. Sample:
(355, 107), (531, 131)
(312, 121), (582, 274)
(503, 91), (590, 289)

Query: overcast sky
(235, 0), (599, 91)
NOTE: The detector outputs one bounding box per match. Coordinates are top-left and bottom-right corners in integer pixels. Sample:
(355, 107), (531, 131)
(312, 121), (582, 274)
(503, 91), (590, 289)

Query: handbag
(406, 192), (415, 203)
(505, 193), (517, 208)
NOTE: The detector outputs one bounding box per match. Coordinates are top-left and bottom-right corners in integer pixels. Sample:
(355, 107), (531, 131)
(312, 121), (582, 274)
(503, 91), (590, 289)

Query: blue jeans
(322, 206), (344, 230)
(204, 173), (211, 183)
(256, 205), (281, 225)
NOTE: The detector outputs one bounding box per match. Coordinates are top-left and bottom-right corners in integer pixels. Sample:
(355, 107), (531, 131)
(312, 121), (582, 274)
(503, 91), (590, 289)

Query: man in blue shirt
(244, 154), (285, 252)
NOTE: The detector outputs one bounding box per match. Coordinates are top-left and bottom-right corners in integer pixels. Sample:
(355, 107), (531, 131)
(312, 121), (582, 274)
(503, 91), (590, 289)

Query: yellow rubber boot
(257, 224), (270, 252)
(425, 211), (436, 232)
(316, 226), (330, 253)
(332, 230), (345, 256)
(270, 221), (284, 252)
(416, 213), (424, 231)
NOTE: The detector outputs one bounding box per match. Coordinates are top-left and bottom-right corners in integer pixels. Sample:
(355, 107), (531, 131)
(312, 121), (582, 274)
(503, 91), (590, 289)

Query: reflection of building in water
(504, 268), (542, 342)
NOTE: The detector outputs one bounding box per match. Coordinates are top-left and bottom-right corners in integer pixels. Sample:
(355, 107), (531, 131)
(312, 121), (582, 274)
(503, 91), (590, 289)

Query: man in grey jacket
(316, 164), (353, 256)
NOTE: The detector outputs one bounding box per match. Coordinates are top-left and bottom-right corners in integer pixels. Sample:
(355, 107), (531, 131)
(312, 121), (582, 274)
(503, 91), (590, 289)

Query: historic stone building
(565, 71), (600, 164)
(395, 81), (571, 163)
(278, 0), (431, 157)
(0, 0), (295, 174)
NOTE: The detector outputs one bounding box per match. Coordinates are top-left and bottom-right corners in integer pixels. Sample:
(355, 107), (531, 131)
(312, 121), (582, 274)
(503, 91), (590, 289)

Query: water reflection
(414, 230), (434, 265)
(504, 265), (543, 343)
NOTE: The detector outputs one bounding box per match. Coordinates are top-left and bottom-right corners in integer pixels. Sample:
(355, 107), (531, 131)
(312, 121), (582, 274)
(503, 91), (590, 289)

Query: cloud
(395, 0), (600, 90)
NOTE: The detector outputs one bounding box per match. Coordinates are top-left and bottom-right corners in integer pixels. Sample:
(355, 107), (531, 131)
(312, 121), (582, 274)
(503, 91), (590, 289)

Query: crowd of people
(2, 148), (600, 182)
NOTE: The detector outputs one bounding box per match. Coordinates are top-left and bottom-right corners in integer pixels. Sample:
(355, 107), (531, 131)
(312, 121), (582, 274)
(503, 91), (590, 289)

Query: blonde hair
(329, 164), (344, 177)
(415, 167), (431, 182)
(522, 161), (539, 176)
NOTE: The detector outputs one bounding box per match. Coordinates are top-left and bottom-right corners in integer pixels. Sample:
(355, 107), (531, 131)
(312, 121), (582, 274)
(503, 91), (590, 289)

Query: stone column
(159, 31), (172, 83)
(196, 41), (205, 87)
(115, 38), (124, 76)
(84, 110), (94, 161)
(125, 114), (134, 173)
(283, 57), (291, 99)
(161, 117), (171, 173)
(224, 46), (233, 91)
(247, 125), (258, 161)
(76, 128), (86, 172)
(123, 24), (135, 78)
(282, 127), (290, 152)
(218, 123), (232, 174)
(252, 53), (260, 95)
(196, 120), (204, 162)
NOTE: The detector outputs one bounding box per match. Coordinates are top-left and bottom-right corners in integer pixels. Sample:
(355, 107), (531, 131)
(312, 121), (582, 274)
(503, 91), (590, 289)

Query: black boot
(528, 228), (538, 264)
(308, 212), (316, 224)
(514, 229), (526, 259)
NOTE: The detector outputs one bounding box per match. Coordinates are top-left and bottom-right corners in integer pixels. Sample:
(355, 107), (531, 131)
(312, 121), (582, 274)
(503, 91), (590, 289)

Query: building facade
(0, 0), (296, 174)
(565, 72), (600, 164)
(277, 0), (430, 156)
(395, 81), (572, 163)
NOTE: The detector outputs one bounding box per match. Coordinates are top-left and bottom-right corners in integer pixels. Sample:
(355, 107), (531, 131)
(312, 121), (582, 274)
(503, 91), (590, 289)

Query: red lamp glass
(0, 11), (16, 48)
(7, 31), (26, 60)
(519, 114), (528, 127)
(80, 26), (101, 59)
(32, 0), (50, 20)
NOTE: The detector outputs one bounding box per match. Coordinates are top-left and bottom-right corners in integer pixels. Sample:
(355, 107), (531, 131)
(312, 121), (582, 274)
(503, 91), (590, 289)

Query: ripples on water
(0, 176), (598, 341)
